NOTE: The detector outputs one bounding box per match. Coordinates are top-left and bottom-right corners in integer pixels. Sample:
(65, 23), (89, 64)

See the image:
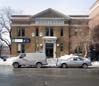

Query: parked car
(12, 52), (47, 68)
(57, 56), (91, 68)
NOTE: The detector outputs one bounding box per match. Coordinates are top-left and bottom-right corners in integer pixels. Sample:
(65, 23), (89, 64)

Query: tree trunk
(84, 44), (88, 58)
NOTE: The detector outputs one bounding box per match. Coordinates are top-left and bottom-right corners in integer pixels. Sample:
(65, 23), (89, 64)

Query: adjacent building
(89, 0), (99, 29)
(89, 0), (99, 61)
(11, 8), (89, 58)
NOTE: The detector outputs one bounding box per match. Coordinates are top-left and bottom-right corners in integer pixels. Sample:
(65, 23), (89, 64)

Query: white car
(57, 56), (91, 68)
(12, 52), (47, 68)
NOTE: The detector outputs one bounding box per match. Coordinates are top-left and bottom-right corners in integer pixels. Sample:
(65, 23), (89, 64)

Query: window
(17, 29), (21, 36)
(74, 28), (82, 36)
(45, 27), (49, 36)
(60, 27), (64, 36)
(17, 44), (25, 53)
(45, 27), (53, 36)
(22, 28), (25, 36)
(35, 18), (64, 25)
(35, 27), (39, 36)
(50, 27), (53, 36)
(74, 47), (83, 54)
(60, 43), (64, 51)
(17, 27), (25, 36)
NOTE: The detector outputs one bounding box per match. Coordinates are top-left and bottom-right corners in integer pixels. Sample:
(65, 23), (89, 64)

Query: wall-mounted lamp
(40, 44), (43, 46)
(39, 32), (43, 37)
(57, 44), (59, 47)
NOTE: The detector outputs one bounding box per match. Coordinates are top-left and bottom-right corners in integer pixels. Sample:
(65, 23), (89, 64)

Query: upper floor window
(17, 27), (25, 37)
(74, 28), (82, 36)
(45, 27), (53, 36)
(45, 27), (49, 36)
(35, 27), (39, 36)
(60, 27), (64, 36)
(35, 18), (64, 25)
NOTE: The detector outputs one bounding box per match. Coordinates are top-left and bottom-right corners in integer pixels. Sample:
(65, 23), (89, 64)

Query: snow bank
(91, 61), (99, 67)
(58, 54), (78, 60)
(0, 57), (16, 66)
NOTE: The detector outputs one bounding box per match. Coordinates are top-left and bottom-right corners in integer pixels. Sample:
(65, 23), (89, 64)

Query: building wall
(11, 25), (70, 57)
(69, 18), (89, 54)
(89, 0), (99, 29)
(11, 9), (89, 58)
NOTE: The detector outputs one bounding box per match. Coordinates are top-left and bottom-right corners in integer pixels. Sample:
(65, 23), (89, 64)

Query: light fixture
(57, 44), (59, 46)
(40, 44), (43, 46)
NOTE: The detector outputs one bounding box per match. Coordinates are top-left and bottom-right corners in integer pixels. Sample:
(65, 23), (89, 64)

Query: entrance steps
(46, 58), (58, 67)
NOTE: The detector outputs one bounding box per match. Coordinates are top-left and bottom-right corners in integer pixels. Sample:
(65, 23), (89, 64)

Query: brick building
(11, 8), (89, 58)
(89, 0), (99, 61)
(89, 0), (99, 29)
(89, 0), (99, 46)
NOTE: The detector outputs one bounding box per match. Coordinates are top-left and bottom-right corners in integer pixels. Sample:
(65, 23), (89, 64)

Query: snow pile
(58, 54), (78, 60)
(47, 58), (57, 66)
(0, 57), (16, 66)
(58, 55), (70, 60)
(92, 61), (99, 67)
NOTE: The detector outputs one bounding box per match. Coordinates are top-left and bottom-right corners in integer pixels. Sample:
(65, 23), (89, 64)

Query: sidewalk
(46, 58), (57, 67)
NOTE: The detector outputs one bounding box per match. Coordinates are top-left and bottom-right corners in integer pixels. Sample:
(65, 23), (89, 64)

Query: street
(0, 66), (99, 86)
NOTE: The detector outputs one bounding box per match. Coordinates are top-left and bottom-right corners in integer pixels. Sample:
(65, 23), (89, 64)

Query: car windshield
(19, 53), (26, 58)
(66, 57), (84, 61)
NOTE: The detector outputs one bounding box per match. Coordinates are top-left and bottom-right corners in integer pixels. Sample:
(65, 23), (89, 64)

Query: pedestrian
(89, 47), (96, 61)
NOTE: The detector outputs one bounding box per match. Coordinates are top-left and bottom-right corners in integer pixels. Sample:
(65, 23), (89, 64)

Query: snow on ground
(0, 57), (16, 66)
(91, 61), (99, 67)
(58, 54), (78, 60)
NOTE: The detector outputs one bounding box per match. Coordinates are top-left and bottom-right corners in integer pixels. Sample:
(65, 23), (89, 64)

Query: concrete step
(47, 58), (58, 66)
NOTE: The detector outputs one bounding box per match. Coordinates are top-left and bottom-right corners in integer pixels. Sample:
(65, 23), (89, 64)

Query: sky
(0, 0), (96, 15)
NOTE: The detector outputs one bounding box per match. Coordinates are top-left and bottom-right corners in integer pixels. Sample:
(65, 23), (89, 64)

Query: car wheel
(36, 63), (42, 68)
(61, 63), (67, 68)
(13, 62), (20, 68)
(82, 63), (88, 68)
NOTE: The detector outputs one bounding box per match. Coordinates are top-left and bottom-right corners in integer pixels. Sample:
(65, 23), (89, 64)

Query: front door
(45, 43), (53, 58)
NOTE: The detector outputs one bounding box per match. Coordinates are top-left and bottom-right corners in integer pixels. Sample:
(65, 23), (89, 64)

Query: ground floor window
(17, 43), (25, 53)
(74, 47), (83, 54)
(60, 43), (64, 51)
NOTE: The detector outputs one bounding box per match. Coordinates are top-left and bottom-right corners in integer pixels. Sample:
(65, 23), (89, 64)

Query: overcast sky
(0, 0), (96, 15)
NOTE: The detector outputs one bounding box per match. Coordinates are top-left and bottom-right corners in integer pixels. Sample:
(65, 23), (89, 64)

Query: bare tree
(89, 25), (99, 61)
(90, 25), (99, 51)
(91, 25), (99, 44)
(0, 7), (23, 57)
(70, 27), (90, 57)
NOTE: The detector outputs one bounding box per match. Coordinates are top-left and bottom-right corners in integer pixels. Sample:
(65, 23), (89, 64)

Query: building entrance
(45, 43), (54, 58)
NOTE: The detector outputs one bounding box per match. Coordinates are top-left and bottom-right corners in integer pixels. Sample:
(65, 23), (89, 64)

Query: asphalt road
(0, 66), (99, 86)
